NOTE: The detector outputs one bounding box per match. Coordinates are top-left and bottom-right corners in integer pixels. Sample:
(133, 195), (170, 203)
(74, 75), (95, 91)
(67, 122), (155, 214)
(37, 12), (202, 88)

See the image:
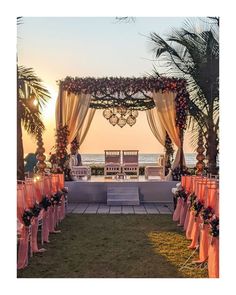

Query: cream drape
(76, 108), (96, 146)
(56, 90), (94, 146)
(146, 108), (166, 146)
(152, 90), (185, 170)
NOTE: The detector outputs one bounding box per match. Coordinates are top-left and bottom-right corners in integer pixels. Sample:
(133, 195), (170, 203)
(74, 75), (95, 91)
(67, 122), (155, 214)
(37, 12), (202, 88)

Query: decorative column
(55, 124), (69, 172)
(164, 132), (174, 175)
(36, 128), (47, 175)
(196, 130), (205, 175)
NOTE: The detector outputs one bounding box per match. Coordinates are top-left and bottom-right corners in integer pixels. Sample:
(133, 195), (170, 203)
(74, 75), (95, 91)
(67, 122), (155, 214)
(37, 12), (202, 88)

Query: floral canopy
(59, 76), (189, 129)
(55, 76), (190, 177)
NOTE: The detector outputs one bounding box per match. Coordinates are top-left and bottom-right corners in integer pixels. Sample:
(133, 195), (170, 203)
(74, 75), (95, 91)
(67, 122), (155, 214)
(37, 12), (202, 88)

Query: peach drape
(152, 91), (185, 169)
(56, 90), (95, 145)
(17, 184), (29, 269)
(146, 108), (166, 146)
(76, 108), (96, 146)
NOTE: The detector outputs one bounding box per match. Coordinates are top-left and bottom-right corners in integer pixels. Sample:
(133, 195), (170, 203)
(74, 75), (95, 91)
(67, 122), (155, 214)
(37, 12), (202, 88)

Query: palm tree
(17, 66), (50, 180)
(149, 18), (219, 174)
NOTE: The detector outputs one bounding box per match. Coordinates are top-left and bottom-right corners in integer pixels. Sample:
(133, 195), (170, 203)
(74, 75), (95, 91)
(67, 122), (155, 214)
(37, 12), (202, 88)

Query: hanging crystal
(112, 107), (118, 114)
(117, 106), (127, 115)
(103, 108), (113, 119)
(126, 115), (136, 126)
(109, 114), (119, 126)
(131, 110), (138, 118)
(117, 115), (126, 128)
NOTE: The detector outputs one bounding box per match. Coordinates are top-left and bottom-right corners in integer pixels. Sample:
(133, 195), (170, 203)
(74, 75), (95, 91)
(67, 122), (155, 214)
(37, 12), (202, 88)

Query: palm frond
(19, 98), (45, 135)
(17, 66), (50, 109)
(17, 65), (50, 135)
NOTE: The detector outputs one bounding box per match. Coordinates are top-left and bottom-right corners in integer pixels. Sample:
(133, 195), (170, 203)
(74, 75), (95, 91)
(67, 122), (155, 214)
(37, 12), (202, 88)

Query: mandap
(54, 76), (190, 180)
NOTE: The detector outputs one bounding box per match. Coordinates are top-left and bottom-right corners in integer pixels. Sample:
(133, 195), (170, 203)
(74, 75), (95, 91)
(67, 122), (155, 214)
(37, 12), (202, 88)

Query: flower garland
(201, 206), (214, 224)
(175, 188), (188, 202)
(55, 124), (70, 172)
(189, 193), (197, 207)
(61, 187), (68, 201)
(31, 202), (41, 217)
(209, 215), (219, 237)
(175, 88), (189, 129)
(191, 199), (204, 217)
(60, 76), (188, 129)
(40, 196), (52, 211)
(171, 166), (190, 181)
(61, 187), (68, 194)
(50, 191), (63, 206)
(164, 133), (174, 171)
(22, 209), (34, 227)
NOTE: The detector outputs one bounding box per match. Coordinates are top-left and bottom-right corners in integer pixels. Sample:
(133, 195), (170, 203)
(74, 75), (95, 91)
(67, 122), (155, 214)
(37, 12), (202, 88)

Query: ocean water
(80, 153), (197, 167)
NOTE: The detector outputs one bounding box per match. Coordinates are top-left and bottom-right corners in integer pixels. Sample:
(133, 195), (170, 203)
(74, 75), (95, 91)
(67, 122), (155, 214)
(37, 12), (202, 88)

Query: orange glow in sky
(18, 17), (197, 155)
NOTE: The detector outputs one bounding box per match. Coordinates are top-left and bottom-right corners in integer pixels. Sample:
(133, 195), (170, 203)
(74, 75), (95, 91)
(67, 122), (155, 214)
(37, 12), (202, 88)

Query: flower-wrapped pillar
(164, 132), (174, 175)
(36, 128), (47, 175)
(55, 124), (70, 173)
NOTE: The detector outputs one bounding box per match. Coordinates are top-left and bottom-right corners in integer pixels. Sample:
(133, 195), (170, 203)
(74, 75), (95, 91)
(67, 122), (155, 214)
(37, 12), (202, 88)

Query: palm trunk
(17, 71), (25, 180)
(206, 123), (218, 175)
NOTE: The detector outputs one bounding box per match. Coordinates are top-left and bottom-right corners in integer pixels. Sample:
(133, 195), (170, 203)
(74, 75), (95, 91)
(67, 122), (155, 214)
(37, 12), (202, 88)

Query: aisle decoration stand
(17, 173), (68, 269)
(171, 175), (219, 277)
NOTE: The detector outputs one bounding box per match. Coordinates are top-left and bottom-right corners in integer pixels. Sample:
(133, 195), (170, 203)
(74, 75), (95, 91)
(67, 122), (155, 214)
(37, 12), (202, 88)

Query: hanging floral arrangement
(164, 132), (174, 172)
(209, 215), (219, 237)
(191, 199), (204, 217)
(201, 206), (214, 224)
(54, 124), (70, 173)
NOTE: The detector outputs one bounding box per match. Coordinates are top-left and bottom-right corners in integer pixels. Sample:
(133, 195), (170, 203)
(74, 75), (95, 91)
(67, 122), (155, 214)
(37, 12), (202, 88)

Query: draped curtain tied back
(149, 90), (185, 179)
(55, 90), (95, 147)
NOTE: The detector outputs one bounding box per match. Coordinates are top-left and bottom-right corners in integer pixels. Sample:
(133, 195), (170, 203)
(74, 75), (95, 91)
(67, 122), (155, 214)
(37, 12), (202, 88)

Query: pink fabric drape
(42, 210), (50, 243)
(31, 217), (39, 252)
(58, 173), (65, 189)
(181, 176), (186, 189)
(197, 224), (210, 262)
(188, 216), (200, 249)
(184, 209), (190, 231)
(34, 179), (44, 203)
(17, 226), (29, 269)
(188, 179), (206, 249)
(44, 176), (52, 196)
(182, 176), (192, 231)
(17, 184), (30, 269)
(196, 180), (219, 262)
(173, 198), (182, 222)
(208, 237), (219, 278)
(185, 176), (192, 193)
(24, 180), (35, 208)
(48, 206), (55, 233)
(186, 211), (195, 240)
(51, 174), (59, 194)
(179, 202), (188, 226)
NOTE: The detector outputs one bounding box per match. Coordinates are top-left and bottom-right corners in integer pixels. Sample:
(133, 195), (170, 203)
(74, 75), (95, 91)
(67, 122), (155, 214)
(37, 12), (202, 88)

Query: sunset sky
(17, 17), (201, 155)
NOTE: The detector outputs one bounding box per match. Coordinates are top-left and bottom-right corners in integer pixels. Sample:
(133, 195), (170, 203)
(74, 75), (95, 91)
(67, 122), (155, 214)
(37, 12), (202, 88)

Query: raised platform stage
(65, 176), (177, 204)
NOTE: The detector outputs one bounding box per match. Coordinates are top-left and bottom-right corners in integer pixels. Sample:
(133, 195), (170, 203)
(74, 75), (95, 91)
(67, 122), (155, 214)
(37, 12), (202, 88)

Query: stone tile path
(66, 203), (173, 215)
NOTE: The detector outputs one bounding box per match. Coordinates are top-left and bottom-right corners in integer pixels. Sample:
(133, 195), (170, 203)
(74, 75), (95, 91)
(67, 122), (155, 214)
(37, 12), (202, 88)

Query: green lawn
(17, 214), (208, 278)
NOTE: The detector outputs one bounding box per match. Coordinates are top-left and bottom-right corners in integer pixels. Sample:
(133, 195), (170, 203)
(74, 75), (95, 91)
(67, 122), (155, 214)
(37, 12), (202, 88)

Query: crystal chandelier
(103, 107), (138, 127)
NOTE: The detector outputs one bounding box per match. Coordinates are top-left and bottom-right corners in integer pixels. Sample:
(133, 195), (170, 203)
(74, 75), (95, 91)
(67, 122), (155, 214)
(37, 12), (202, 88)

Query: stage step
(107, 185), (140, 205)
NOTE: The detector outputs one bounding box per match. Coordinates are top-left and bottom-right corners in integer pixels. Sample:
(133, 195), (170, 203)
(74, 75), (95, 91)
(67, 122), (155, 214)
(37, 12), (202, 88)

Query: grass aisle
(17, 214), (208, 278)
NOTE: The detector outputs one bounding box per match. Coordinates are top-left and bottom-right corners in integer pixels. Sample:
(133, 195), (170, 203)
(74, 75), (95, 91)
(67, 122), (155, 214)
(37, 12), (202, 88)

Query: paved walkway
(67, 203), (174, 215)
